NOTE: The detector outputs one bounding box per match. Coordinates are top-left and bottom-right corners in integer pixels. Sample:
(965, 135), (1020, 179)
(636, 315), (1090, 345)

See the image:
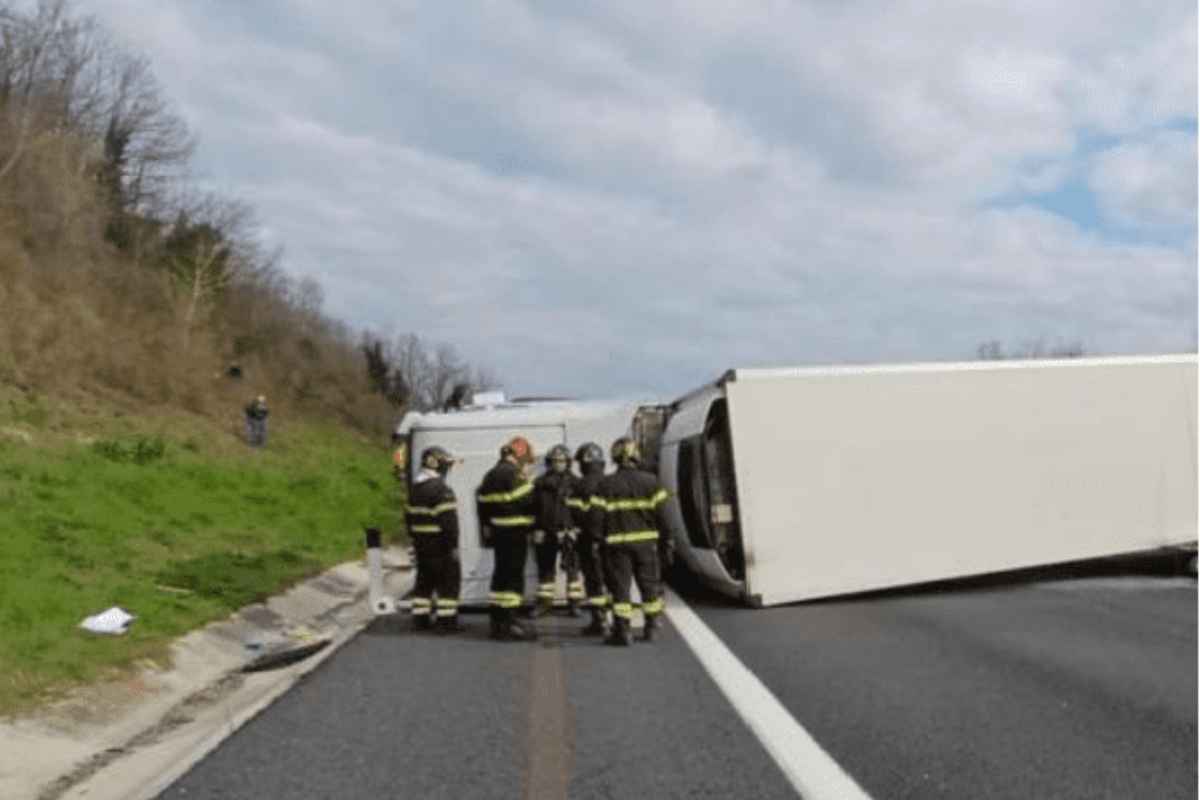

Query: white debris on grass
(80, 607), (135, 635)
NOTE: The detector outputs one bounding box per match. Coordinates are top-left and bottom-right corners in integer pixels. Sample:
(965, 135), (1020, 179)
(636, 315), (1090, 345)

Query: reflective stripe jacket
(476, 460), (536, 532)
(567, 469), (604, 537)
(535, 470), (576, 534)
(588, 465), (670, 545)
(405, 475), (459, 551)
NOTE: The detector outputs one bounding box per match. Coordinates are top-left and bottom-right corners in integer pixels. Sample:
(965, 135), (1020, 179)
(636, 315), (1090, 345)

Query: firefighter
(476, 436), (538, 641)
(567, 442), (611, 636)
(588, 436), (674, 645)
(405, 446), (463, 633)
(533, 444), (583, 618)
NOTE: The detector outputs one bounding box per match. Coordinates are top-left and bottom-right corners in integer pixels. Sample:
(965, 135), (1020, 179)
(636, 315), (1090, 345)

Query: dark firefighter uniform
(588, 438), (672, 644)
(534, 446), (584, 616)
(476, 438), (538, 640)
(405, 464), (462, 631)
(567, 442), (611, 635)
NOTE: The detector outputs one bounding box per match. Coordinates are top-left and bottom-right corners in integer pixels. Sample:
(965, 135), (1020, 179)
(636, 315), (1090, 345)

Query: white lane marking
(664, 588), (872, 800)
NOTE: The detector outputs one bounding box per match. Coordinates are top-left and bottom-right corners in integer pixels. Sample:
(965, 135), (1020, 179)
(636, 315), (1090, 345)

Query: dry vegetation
(0, 0), (490, 437)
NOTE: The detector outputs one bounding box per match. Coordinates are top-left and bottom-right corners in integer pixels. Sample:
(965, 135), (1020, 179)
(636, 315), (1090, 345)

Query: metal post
(365, 528), (395, 615)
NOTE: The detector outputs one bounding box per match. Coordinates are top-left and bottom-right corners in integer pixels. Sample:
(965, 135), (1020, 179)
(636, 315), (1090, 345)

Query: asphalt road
(154, 612), (797, 800)
(157, 575), (1195, 800)
(689, 575), (1197, 800)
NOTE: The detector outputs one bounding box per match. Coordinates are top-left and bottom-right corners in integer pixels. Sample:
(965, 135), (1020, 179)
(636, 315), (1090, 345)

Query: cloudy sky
(86, 1), (1197, 399)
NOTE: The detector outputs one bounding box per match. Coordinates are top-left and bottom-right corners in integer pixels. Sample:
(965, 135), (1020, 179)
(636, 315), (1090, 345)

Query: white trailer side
(664, 355), (1198, 606)
(398, 401), (646, 607)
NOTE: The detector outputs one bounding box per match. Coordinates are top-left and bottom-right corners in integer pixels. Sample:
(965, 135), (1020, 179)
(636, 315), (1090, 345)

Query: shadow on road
(668, 547), (1196, 612)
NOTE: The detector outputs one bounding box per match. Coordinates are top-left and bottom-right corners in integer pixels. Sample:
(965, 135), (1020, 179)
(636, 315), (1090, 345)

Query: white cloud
(1089, 129), (1198, 230)
(81, 0), (1198, 396)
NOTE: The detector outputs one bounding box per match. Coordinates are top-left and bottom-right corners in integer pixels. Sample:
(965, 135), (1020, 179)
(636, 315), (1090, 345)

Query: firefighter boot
(489, 608), (506, 640)
(641, 614), (660, 643)
(437, 615), (465, 634)
(414, 615), (433, 632)
(605, 616), (632, 647)
(508, 614), (539, 641)
(533, 596), (555, 618)
(566, 599), (581, 618)
(580, 607), (607, 636)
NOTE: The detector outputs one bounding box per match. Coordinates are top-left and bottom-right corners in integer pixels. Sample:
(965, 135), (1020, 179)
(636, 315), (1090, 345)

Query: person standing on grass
(244, 395), (269, 447)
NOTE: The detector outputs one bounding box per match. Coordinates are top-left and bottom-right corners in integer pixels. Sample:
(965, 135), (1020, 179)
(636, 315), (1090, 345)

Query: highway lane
(692, 575), (1197, 800)
(155, 574), (1195, 800)
(154, 613), (797, 800)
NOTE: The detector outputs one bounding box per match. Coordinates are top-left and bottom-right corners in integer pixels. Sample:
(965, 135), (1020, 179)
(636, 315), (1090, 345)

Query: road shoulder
(1, 549), (411, 800)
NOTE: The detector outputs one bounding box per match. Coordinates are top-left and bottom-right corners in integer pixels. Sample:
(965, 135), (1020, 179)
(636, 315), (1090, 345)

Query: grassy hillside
(0, 386), (401, 717)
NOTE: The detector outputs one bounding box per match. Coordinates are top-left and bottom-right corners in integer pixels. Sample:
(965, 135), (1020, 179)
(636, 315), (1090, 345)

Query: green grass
(0, 405), (403, 717)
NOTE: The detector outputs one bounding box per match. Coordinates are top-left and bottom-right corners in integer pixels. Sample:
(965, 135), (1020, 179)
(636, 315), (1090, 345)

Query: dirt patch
(0, 426), (33, 443)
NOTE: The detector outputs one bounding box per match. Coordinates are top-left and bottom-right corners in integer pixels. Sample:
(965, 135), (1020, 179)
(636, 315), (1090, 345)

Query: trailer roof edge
(725, 353), (1196, 382)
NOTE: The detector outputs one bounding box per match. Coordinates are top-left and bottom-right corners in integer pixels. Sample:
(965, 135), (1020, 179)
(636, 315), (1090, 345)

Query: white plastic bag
(80, 606), (135, 635)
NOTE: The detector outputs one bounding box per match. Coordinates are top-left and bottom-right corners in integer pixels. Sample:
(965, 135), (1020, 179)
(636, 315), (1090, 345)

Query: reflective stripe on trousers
(492, 516), (536, 527)
(605, 530), (659, 545)
(489, 591), (522, 608)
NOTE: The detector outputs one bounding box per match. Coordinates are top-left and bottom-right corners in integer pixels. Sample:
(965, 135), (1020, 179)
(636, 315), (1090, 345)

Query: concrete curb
(0, 549), (412, 800)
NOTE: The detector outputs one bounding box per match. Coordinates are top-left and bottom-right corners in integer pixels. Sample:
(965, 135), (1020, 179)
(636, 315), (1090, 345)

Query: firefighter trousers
(489, 529), (529, 611)
(603, 540), (663, 622)
(411, 541), (461, 621)
(560, 533), (584, 603)
(535, 532), (584, 604)
(577, 532), (608, 609)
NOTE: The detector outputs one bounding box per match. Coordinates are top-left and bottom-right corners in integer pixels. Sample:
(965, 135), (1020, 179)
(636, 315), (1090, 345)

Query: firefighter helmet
(545, 443), (571, 472)
(500, 436), (535, 466)
(574, 442), (604, 466)
(610, 436), (640, 465)
(421, 445), (455, 475)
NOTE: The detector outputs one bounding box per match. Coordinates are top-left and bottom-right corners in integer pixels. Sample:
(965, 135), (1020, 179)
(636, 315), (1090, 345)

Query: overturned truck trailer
(661, 354), (1198, 606)
(394, 398), (667, 608)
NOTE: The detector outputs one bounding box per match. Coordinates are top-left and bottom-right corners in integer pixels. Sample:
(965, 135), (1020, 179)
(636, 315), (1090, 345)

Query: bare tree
(391, 333), (433, 410)
(429, 341), (468, 410)
(161, 193), (253, 347)
(469, 364), (502, 393)
(361, 335), (391, 394)
(0, 0), (67, 182)
(98, 48), (192, 213)
(975, 338), (1087, 360)
(281, 274), (323, 341)
(976, 340), (1005, 360)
